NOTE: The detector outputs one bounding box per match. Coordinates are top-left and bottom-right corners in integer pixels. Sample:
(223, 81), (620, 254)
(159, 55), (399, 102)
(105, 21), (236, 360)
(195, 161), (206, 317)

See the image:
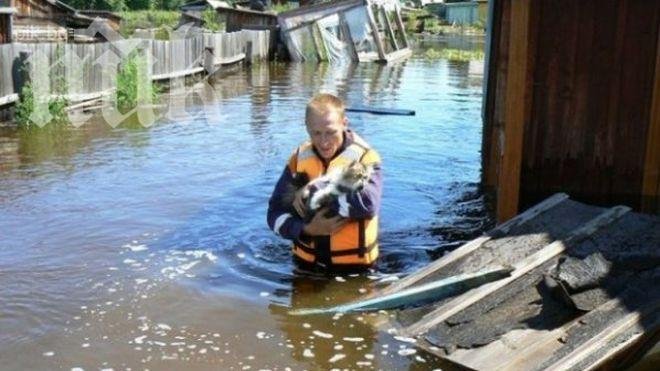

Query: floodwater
(0, 37), (490, 370)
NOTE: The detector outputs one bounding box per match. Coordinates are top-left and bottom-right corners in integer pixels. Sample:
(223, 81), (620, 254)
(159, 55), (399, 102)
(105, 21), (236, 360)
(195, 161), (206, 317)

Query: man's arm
(267, 166), (305, 241)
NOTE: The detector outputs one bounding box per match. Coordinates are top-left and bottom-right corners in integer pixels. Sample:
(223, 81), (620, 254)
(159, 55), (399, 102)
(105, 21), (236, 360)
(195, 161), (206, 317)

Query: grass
(424, 48), (485, 61)
(119, 10), (181, 37)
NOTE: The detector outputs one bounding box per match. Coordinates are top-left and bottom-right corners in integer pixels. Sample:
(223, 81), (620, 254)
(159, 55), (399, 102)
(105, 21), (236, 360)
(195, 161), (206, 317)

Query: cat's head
(338, 161), (373, 191)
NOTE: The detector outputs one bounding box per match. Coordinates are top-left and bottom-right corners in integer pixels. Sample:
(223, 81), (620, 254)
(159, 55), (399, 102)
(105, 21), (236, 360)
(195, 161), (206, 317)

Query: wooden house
(179, 0), (232, 28)
(481, 0), (660, 221)
(0, 5), (16, 43)
(77, 10), (122, 32)
(217, 5), (277, 33)
(12, 0), (95, 42)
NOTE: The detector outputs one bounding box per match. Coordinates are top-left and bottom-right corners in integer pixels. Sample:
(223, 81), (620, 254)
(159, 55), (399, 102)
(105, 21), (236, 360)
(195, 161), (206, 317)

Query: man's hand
(303, 208), (346, 236)
(293, 188), (308, 218)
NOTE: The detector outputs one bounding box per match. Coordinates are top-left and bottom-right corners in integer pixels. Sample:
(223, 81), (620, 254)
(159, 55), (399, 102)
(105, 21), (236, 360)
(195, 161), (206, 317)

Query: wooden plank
(381, 237), (490, 296)
(642, 22), (660, 213)
(404, 239), (566, 336)
(292, 266), (512, 315)
(393, 3), (408, 48)
(382, 193), (568, 295)
(0, 93), (18, 106)
(481, 0), (504, 189)
(496, 192), (569, 234)
(380, 7), (398, 51)
(216, 52), (245, 65)
(490, 297), (625, 371)
(403, 205), (630, 336)
(383, 47), (412, 63)
(345, 105), (415, 116)
(152, 66), (205, 81)
(496, 0), (533, 223)
(338, 12), (358, 62)
(365, 4), (386, 61)
(545, 299), (660, 371)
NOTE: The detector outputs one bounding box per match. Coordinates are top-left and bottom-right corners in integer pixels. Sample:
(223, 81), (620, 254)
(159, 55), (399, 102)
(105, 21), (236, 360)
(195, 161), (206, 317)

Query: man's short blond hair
(305, 93), (346, 124)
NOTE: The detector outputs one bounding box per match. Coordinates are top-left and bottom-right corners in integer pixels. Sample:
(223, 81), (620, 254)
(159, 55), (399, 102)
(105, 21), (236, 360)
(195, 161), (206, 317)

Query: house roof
(0, 7), (17, 15)
(78, 10), (123, 21)
(181, 0), (231, 10)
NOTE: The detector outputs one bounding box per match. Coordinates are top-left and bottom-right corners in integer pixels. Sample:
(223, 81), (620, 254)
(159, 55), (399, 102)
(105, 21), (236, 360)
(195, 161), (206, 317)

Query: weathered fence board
(0, 30), (270, 109)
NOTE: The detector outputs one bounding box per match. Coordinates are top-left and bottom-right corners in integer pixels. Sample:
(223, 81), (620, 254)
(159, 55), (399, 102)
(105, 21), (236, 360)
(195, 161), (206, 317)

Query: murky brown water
(0, 38), (492, 370)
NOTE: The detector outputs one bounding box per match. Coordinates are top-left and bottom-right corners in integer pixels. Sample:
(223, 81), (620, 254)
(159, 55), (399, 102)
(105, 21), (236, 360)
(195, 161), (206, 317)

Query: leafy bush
(15, 47), (70, 128)
(116, 52), (160, 113)
(270, 2), (296, 13)
(201, 7), (225, 32)
(406, 12), (418, 32)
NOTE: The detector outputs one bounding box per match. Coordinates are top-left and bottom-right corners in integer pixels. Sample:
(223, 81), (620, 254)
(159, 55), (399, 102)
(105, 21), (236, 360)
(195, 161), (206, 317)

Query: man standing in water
(267, 93), (383, 273)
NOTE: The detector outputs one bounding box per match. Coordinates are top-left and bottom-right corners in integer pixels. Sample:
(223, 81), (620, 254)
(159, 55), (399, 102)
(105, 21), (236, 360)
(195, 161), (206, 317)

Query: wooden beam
(403, 206), (630, 336)
(393, 3), (409, 48)
(0, 93), (18, 107)
(381, 193), (568, 295)
(380, 237), (491, 295)
(380, 7), (399, 51)
(338, 12), (358, 62)
(642, 24), (660, 214)
(383, 47), (412, 63)
(496, 0), (533, 223)
(492, 298), (625, 371)
(481, 0), (504, 189)
(366, 4), (386, 61)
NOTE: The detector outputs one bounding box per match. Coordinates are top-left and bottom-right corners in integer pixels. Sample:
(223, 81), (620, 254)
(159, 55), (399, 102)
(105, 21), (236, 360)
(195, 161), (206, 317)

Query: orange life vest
(287, 134), (380, 267)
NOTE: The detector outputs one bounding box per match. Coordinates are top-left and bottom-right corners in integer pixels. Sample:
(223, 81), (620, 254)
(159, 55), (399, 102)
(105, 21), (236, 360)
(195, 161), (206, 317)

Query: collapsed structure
(278, 0), (411, 63)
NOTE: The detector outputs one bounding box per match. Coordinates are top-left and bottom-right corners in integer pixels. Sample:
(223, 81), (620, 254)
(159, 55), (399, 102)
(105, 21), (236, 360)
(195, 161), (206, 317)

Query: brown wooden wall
(13, 0), (68, 25)
(0, 14), (9, 43)
(220, 8), (278, 32)
(484, 0), (660, 221)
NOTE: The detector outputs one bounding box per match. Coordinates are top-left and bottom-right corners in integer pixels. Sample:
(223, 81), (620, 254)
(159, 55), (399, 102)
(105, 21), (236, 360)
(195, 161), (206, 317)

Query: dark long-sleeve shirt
(267, 132), (382, 241)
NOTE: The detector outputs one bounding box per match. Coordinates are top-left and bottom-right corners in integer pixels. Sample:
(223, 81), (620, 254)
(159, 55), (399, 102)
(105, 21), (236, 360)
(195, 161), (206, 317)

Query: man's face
(306, 110), (347, 161)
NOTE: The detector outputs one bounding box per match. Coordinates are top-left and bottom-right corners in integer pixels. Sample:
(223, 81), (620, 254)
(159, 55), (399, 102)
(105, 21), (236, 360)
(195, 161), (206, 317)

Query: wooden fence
(0, 29), (270, 108)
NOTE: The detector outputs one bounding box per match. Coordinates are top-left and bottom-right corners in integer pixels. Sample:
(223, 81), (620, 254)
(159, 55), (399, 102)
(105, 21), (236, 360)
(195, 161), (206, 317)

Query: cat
(281, 161), (373, 221)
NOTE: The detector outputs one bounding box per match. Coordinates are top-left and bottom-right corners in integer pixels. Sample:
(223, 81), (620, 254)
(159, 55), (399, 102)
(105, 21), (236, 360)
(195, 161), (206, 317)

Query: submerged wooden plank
(290, 266), (513, 315)
(383, 48), (412, 63)
(382, 237), (491, 296)
(345, 105), (415, 116)
(403, 205), (631, 336)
